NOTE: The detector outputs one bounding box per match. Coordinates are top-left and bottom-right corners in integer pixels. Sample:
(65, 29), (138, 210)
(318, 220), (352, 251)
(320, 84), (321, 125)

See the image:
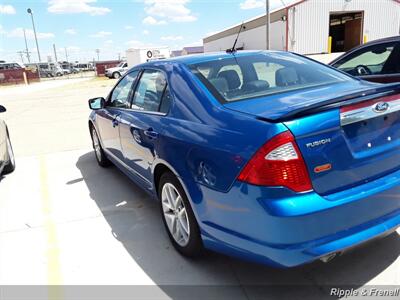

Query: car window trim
(128, 67), (172, 116)
(157, 84), (169, 113)
(360, 72), (400, 79)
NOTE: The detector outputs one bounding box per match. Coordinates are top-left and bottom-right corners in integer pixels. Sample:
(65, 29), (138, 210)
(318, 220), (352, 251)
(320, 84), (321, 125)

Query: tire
(158, 172), (203, 257)
(90, 126), (111, 167)
(112, 72), (121, 79)
(3, 132), (15, 174)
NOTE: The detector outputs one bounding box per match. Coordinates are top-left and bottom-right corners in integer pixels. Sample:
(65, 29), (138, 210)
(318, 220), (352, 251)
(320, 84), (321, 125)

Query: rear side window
(189, 52), (349, 103)
(131, 69), (170, 113)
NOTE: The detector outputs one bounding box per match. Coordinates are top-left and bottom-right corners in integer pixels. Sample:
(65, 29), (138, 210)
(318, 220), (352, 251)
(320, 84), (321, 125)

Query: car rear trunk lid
(225, 82), (400, 195)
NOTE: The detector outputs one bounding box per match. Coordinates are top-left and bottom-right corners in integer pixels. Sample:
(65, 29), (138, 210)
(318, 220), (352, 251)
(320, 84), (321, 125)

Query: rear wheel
(3, 133), (15, 174)
(91, 126), (111, 167)
(112, 72), (121, 79)
(158, 172), (203, 257)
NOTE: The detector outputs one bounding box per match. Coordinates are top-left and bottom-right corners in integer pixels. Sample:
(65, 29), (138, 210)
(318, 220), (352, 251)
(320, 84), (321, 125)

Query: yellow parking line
(39, 156), (63, 298)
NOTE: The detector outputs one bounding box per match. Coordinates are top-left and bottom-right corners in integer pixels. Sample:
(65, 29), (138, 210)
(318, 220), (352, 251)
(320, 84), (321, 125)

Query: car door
(122, 62), (128, 73)
(95, 71), (138, 161)
(331, 41), (400, 83)
(119, 69), (172, 187)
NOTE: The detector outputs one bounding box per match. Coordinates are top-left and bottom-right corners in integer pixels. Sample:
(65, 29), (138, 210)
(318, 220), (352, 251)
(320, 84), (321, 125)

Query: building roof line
(203, 0), (304, 41)
(203, 0), (399, 44)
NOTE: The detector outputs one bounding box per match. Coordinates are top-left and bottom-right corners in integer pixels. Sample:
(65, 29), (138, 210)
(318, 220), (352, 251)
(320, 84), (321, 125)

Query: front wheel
(3, 133), (15, 174)
(159, 172), (203, 257)
(91, 127), (111, 167)
(112, 72), (121, 79)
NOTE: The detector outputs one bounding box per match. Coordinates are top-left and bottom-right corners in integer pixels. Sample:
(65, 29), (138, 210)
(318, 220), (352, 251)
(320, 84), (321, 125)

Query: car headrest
(276, 67), (299, 86)
(209, 77), (229, 95)
(242, 80), (270, 93)
(217, 70), (241, 90)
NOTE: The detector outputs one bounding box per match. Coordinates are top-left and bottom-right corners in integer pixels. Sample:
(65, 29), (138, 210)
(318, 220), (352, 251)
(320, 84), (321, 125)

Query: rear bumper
(195, 168), (400, 267)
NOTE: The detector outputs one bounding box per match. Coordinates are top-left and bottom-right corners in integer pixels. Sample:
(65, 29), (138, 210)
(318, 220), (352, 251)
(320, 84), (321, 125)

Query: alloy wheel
(161, 182), (190, 246)
(92, 129), (102, 161)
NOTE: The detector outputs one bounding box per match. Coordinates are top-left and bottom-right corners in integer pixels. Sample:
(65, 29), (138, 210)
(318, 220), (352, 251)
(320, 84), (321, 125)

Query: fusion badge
(306, 138), (331, 148)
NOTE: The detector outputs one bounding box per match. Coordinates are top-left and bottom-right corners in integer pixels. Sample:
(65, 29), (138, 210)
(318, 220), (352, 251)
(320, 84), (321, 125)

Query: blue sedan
(88, 51), (400, 267)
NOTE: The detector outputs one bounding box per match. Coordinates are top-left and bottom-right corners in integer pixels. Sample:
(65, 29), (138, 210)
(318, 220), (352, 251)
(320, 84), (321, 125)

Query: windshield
(189, 52), (350, 103)
(117, 62), (126, 67)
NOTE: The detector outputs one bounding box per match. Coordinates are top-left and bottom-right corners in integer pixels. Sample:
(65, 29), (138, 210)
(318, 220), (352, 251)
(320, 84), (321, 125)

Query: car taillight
(237, 131), (312, 193)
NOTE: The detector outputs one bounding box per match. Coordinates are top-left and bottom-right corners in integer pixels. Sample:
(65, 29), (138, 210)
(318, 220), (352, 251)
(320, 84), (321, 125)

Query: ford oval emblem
(373, 102), (389, 113)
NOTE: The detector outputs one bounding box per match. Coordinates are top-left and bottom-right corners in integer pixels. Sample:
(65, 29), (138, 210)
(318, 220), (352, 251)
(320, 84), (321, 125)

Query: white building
(203, 0), (400, 54)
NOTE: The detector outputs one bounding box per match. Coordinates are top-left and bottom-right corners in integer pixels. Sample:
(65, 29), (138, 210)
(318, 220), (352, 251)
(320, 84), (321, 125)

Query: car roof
(362, 35), (400, 46)
(136, 50), (281, 68)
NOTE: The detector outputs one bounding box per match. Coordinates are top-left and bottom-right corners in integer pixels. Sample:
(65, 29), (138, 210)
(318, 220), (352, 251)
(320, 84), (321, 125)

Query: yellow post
(328, 36), (332, 54)
(363, 35), (368, 44)
(22, 71), (28, 85)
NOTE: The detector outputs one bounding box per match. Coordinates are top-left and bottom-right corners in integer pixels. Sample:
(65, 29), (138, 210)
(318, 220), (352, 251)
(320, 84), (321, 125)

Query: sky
(0, 0), (296, 63)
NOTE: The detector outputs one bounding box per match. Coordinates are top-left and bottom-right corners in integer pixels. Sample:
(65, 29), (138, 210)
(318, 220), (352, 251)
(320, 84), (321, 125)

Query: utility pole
(27, 8), (41, 62)
(265, 0), (270, 50)
(17, 51), (25, 63)
(23, 29), (31, 63)
(64, 47), (69, 61)
(95, 49), (100, 61)
(53, 44), (58, 62)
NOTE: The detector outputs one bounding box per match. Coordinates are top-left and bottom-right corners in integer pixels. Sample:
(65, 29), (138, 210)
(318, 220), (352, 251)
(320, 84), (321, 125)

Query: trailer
(126, 47), (170, 67)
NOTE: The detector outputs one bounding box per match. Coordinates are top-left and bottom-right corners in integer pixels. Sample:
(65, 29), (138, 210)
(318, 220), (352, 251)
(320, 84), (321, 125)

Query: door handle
(112, 114), (120, 128)
(144, 128), (159, 139)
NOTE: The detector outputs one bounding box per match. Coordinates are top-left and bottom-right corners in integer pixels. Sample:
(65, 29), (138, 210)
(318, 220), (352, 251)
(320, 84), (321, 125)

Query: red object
(238, 131), (312, 193)
(314, 164), (332, 173)
(95, 60), (121, 76)
(0, 68), (40, 85)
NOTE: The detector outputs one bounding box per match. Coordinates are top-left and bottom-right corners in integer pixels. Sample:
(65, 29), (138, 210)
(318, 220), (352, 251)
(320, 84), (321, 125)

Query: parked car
(0, 62), (24, 70)
(88, 50), (400, 267)
(105, 62), (128, 79)
(27, 63), (64, 77)
(0, 105), (15, 176)
(330, 36), (400, 83)
(39, 70), (54, 78)
(74, 63), (94, 72)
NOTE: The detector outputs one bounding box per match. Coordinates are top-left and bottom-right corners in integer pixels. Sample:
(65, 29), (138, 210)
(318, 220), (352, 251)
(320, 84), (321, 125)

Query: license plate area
(342, 111), (400, 152)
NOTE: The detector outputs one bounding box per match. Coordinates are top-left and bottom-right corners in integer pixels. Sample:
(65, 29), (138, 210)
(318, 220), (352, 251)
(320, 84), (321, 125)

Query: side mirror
(88, 97), (105, 110)
(0, 105), (6, 113)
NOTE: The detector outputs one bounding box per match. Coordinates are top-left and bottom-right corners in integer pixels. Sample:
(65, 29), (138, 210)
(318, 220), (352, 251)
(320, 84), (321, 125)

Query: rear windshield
(189, 52), (350, 103)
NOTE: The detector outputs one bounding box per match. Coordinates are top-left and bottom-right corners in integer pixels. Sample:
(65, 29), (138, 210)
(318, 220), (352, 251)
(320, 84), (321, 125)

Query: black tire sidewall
(158, 172), (203, 257)
(91, 127), (111, 167)
(3, 133), (15, 174)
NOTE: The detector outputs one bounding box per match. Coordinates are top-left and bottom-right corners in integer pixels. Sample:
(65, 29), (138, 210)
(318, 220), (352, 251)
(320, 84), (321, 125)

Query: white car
(105, 62), (128, 79)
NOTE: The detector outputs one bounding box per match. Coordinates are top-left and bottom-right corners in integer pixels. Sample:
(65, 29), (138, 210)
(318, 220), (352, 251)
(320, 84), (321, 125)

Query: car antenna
(226, 22), (245, 54)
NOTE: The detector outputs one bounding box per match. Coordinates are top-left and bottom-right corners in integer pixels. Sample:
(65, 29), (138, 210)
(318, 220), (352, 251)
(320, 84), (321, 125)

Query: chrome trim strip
(340, 98), (400, 126)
